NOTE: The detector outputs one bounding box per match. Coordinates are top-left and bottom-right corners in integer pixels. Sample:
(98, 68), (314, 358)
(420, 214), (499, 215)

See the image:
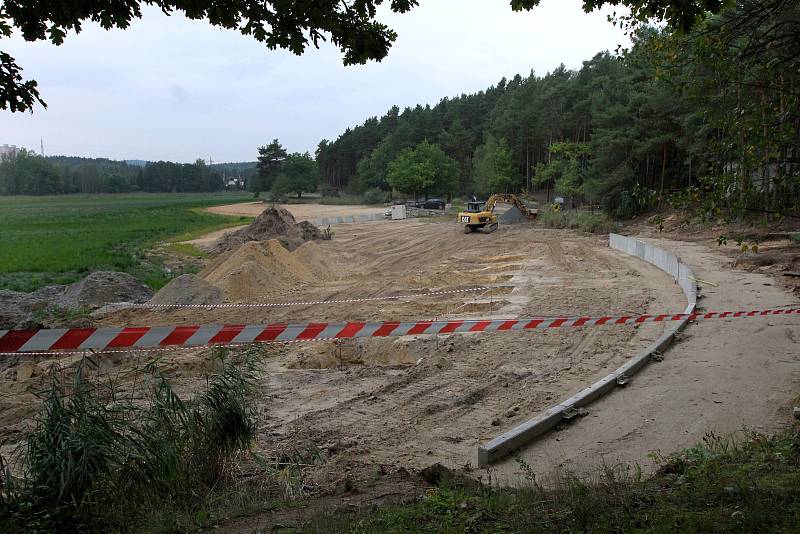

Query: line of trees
(0, 152), (253, 195)
(316, 1), (799, 218)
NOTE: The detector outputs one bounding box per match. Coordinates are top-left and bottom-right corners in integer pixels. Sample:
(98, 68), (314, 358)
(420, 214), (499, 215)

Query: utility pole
(40, 138), (44, 156)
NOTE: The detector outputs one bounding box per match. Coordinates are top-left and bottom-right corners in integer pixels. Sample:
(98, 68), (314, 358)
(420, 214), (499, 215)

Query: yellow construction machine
(457, 194), (537, 234)
(458, 200), (498, 233)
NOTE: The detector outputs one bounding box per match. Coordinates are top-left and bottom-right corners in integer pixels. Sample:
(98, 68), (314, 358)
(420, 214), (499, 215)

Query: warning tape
(120, 286), (491, 309)
(1, 308), (797, 355)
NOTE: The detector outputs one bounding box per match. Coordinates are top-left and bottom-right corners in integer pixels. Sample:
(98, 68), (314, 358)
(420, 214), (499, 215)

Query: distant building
(225, 177), (246, 190)
(0, 144), (18, 159)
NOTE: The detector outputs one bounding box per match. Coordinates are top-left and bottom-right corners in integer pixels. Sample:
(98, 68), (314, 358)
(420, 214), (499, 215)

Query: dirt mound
(149, 274), (225, 306)
(57, 271), (153, 309)
(0, 290), (28, 329)
(212, 207), (323, 254)
(0, 272), (153, 329)
(292, 241), (336, 277)
(201, 240), (331, 302)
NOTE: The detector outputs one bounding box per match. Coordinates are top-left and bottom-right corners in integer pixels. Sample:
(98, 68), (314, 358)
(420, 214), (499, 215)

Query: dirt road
(492, 236), (800, 482)
(206, 202), (385, 220)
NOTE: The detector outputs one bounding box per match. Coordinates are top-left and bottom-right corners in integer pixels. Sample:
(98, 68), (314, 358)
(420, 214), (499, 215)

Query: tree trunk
(660, 145), (667, 202)
(525, 141), (530, 192)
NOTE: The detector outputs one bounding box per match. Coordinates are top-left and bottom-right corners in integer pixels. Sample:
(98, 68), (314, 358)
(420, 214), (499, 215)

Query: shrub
(538, 208), (615, 234)
(361, 188), (388, 205)
(0, 346), (262, 531)
(319, 183), (339, 197)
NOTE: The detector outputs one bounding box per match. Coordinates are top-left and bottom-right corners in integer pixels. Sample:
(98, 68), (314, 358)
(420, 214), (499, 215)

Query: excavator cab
(458, 194), (537, 234)
(458, 200), (498, 234)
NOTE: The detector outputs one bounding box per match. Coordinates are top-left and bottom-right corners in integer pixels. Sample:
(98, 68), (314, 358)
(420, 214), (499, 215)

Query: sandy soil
(181, 225), (248, 249)
(206, 202), (386, 220)
(0, 220), (683, 479)
(94, 220), (685, 486)
(491, 234), (800, 483)
(183, 203), (385, 250)
(8, 216), (797, 531)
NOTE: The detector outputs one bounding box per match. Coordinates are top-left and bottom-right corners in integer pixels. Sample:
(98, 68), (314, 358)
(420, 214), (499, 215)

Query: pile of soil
(212, 207), (323, 254)
(0, 272), (153, 329)
(200, 240), (332, 302)
(58, 272), (153, 309)
(147, 274), (225, 306)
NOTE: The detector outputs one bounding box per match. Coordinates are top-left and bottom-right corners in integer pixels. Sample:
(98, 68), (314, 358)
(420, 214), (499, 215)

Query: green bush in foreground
(0, 346), (262, 532)
(538, 207), (615, 234)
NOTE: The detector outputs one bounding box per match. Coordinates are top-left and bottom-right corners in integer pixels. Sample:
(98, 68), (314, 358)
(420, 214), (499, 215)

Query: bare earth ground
(0, 220), (682, 475)
(206, 202), (386, 220)
(181, 225), (249, 248)
(491, 231), (800, 483)
(183, 202), (386, 249)
(2, 216), (798, 531)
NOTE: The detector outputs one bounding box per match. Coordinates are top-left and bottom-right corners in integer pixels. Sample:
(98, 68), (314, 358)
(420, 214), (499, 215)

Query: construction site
(1, 200), (799, 522)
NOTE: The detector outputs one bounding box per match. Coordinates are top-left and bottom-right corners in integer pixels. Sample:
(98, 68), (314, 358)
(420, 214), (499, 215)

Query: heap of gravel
(212, 206), (323, 254)
(0, 271), (153, 329)
(148, 274), (225, 306)
(498, 205), (527, 224)
(57, 271), (153, 309)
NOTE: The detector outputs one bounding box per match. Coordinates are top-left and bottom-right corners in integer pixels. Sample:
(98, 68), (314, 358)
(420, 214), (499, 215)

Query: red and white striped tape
(124, 286), (490, 309)
(1, 308), (798, 354)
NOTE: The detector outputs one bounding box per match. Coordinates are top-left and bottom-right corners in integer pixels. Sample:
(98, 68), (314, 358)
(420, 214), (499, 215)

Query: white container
(391, 204), (407, 220)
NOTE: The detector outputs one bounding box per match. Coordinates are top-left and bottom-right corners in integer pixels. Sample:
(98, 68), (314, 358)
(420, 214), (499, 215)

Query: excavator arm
(458, 193), (536, 234)
(485, 194), (537, 218)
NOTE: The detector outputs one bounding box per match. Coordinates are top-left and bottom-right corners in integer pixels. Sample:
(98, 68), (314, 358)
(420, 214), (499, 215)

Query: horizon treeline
(2, 2), (797, 220)
(0, 154), (256, 195)
(316, 2), (799, 218)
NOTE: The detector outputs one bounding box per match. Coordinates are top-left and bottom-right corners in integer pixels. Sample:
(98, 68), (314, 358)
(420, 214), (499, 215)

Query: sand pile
(199, 239), (333, 302)
(148, 274), (225, 306)
(212, 207), (323, 254)
(292, 241), (336, 275)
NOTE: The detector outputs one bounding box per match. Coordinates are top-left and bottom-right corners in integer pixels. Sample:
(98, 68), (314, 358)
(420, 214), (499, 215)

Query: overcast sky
(1, 0), (629, 163)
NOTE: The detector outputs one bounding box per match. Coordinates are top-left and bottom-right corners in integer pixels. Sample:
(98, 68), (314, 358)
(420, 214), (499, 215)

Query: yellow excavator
(458, 194), (537, 234)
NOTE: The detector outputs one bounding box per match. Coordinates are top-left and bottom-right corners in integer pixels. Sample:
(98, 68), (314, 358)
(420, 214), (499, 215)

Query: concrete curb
(477, 234), (697, 466)
(313, 213), (385, 225)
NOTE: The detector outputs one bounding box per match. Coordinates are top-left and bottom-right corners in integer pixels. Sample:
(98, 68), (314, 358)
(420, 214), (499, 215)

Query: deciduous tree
(271, 152), (318, 199)
(386, 140), (458, 199)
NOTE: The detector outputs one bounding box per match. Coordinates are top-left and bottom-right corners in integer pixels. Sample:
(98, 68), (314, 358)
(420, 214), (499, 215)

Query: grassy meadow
(0, 192), (254, 292)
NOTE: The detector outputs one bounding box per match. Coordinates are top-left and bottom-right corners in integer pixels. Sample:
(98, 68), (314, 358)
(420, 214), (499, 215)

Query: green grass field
(0, 193), (254, 292)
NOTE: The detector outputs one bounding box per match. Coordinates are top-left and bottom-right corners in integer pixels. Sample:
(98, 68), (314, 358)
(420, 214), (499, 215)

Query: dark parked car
(422, 198), (446, 210)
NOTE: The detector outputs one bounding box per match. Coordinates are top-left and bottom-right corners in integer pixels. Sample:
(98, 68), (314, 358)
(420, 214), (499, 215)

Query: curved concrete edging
(477, 234), (697, 466)
(313, 213), (386, 225)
